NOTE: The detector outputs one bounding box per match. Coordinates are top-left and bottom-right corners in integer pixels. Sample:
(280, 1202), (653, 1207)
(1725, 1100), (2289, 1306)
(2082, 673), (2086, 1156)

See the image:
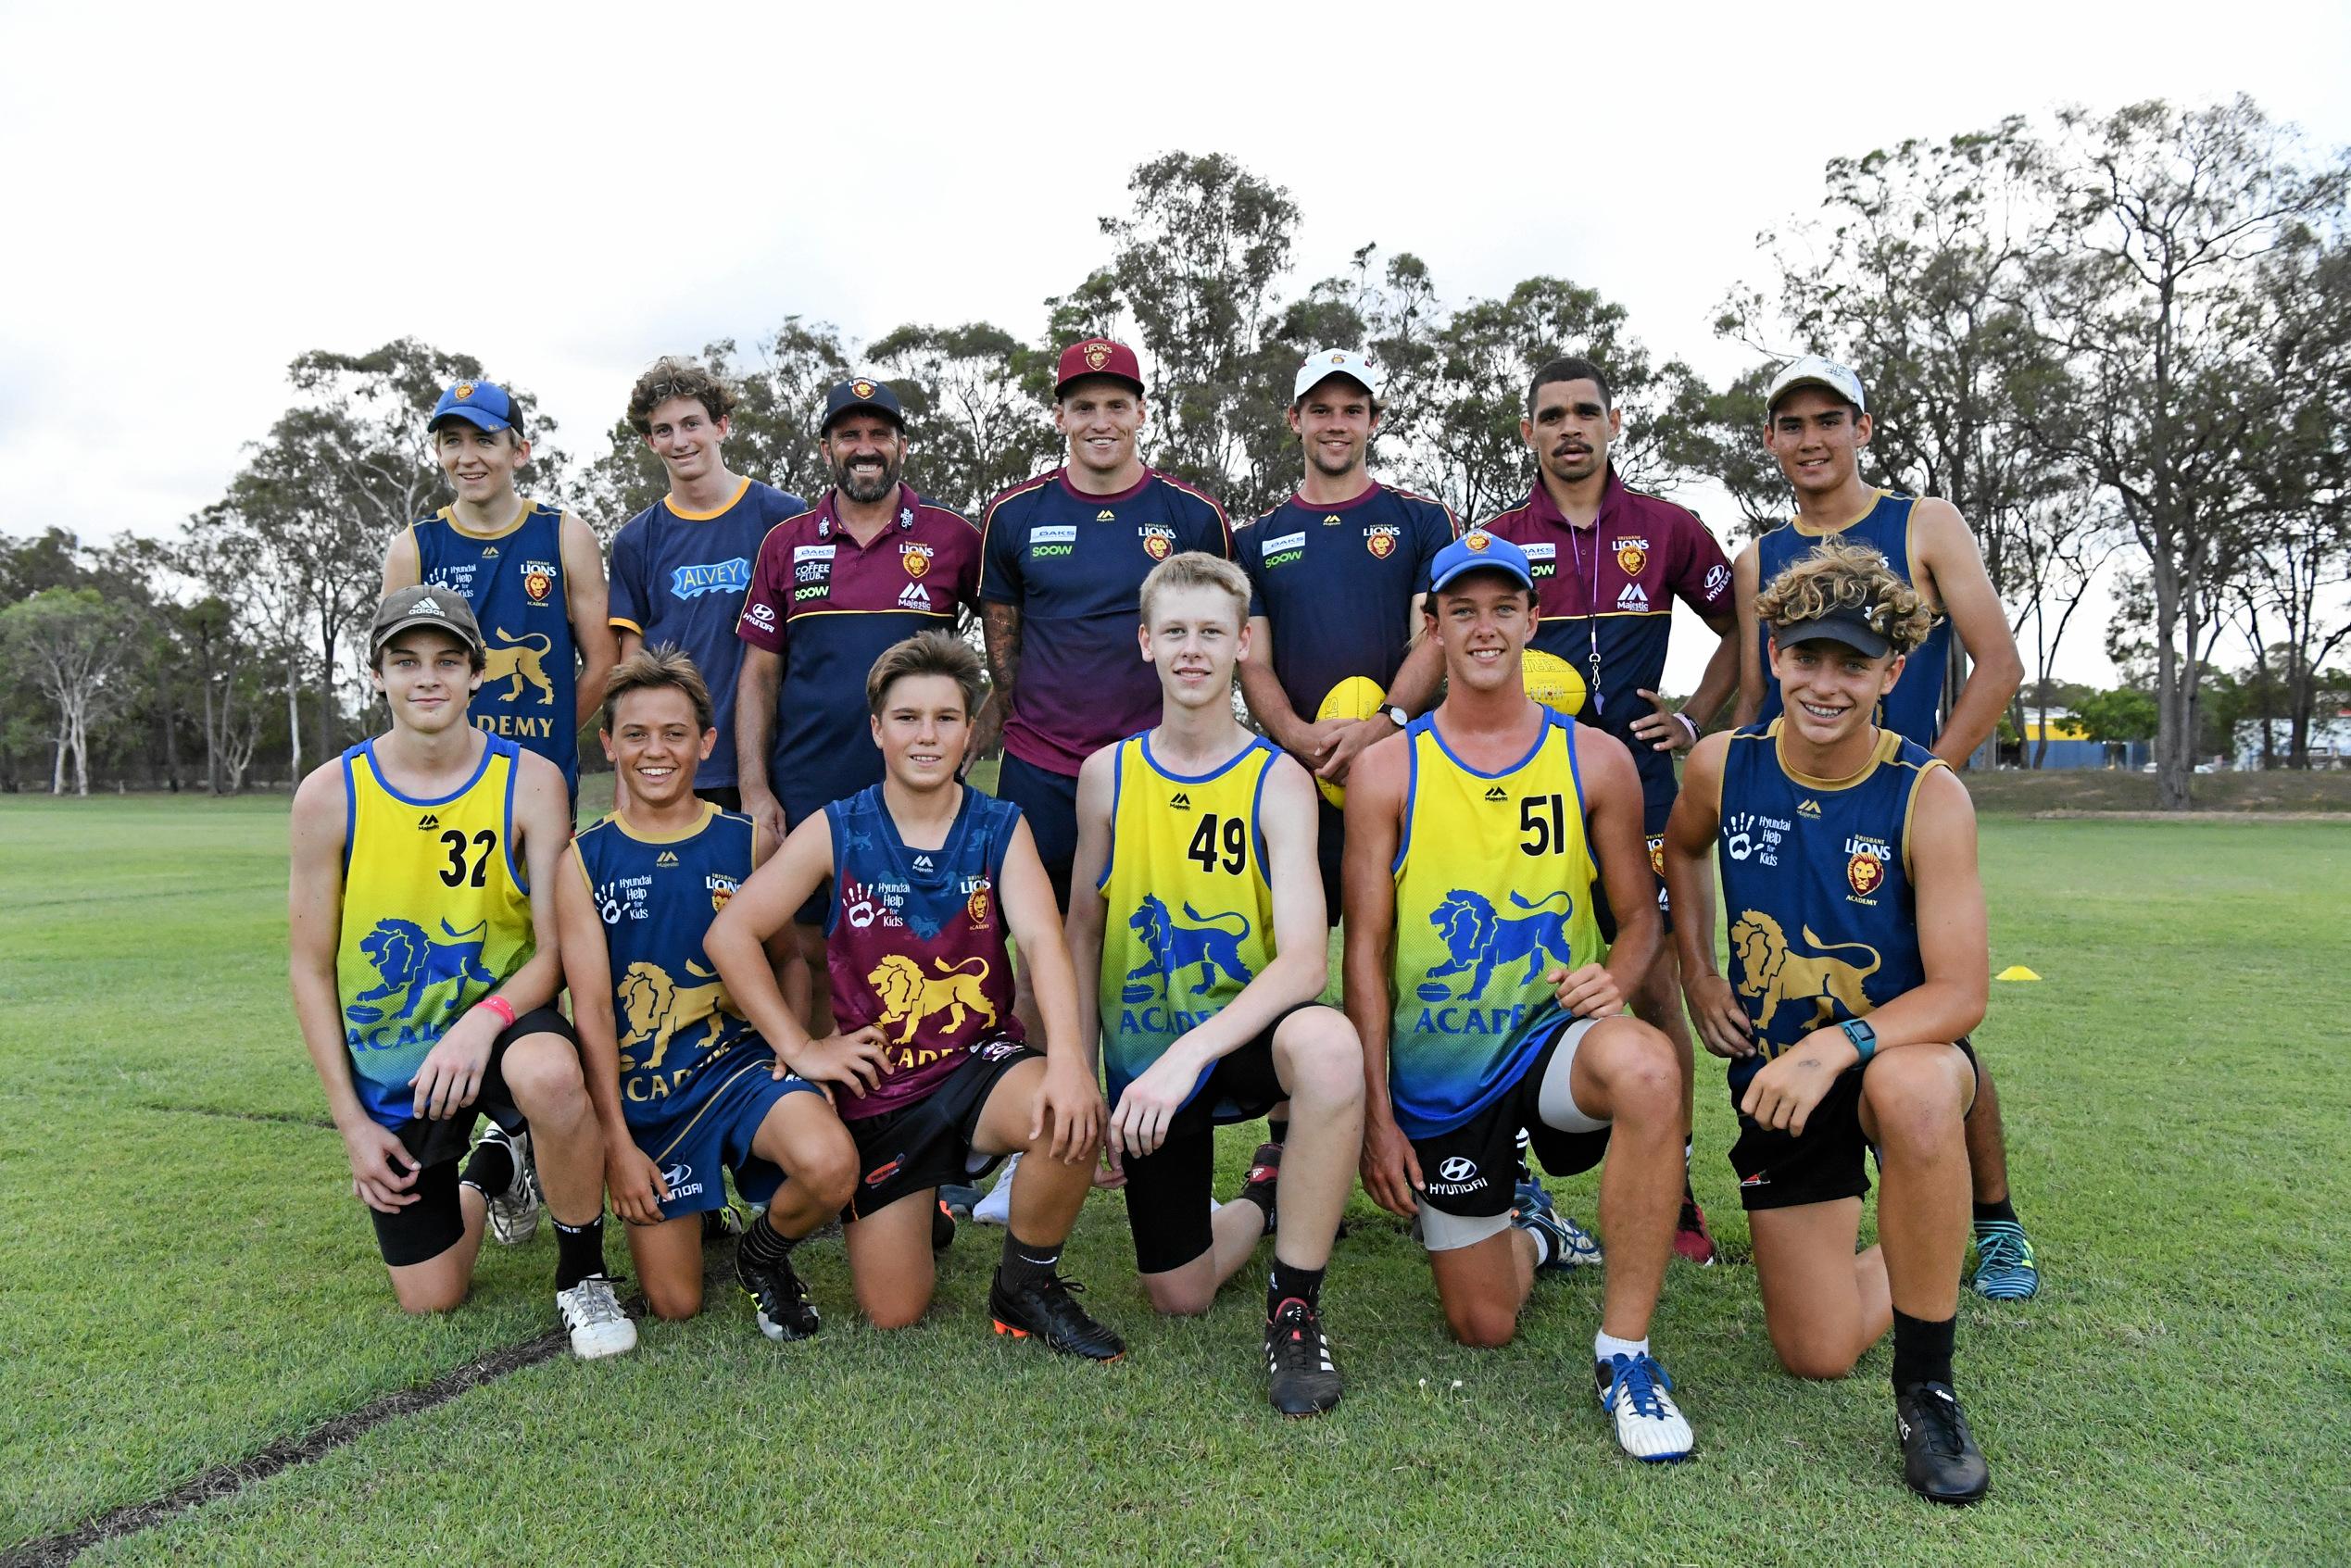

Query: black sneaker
(1236, 1140), (1282, 1235)
(737, 1246), (820, 1342)
(987, 1271), (1125, 1361)
(932, 1197), (958, 1254)
(1265, 1297), (1343, 1417)
(1895, 1381), (1990, 1504)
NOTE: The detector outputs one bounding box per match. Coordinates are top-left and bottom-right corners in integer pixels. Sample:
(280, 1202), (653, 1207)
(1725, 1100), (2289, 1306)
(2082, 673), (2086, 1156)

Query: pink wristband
(475, 995), (517, 1031)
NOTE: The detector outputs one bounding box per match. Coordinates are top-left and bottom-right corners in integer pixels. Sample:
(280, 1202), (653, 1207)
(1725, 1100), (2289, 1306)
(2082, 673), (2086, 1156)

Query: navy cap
(427, 379), (521, 435)
(822, 376), (904, 433)
(1429, 530), (1535, 594)
(1772, 607), (1892, 659)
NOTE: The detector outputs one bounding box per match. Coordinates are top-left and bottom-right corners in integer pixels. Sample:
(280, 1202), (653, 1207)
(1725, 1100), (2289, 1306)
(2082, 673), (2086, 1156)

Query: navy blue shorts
(627, 1046), (825, 1221)
(995, 751), (1079, 912)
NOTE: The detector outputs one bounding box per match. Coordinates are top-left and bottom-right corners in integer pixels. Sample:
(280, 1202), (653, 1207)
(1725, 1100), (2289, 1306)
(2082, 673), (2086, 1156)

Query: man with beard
(736, 378), (986, 1032)
(1482, 357), (1741, 1267)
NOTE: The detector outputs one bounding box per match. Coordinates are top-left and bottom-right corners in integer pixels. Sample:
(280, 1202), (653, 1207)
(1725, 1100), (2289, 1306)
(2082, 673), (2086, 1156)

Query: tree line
(3, 95), (2343, 805)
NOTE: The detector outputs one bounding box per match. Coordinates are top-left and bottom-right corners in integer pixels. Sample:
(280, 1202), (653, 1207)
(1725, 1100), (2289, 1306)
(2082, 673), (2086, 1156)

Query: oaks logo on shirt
(1366, 523), (1400, 558)
(1031, 523), (1076, 559)
(707, 872), (738, 912)
(1613, 536), (1649, 576)
(900, 542), (934, 579)
(520, 560), (559, 604)
(1139, 523), (1176, 560)
(1260, 530), (1306, 571)
(1520, 540), (1557, 580)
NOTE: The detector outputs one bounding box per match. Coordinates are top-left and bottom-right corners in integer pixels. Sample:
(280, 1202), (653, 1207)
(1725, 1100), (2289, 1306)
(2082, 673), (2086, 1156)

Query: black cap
(1773, 607), (1892, 659)
(822, 376), (904, 433)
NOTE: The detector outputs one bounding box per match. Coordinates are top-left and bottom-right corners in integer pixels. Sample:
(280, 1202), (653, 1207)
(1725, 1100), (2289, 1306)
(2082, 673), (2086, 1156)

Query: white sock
(1682, 1137), (1692, 1170)
(1523, 1221), (1555, 1268)
(1595, 1330), (1649, 1367)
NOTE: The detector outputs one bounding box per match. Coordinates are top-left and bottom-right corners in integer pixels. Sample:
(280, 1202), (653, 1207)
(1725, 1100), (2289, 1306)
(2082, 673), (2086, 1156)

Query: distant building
(2232, 709), (2351, 771)
(1976, 709), (2151, 771)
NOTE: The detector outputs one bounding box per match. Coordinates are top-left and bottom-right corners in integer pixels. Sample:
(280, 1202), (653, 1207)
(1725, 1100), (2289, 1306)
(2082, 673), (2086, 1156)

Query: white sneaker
(476, 1123), (540, 1247)
(1596, 1351), (1693, 1461)
(556, 1275), (638, 1360)
(972, 1152), (1020, 1226)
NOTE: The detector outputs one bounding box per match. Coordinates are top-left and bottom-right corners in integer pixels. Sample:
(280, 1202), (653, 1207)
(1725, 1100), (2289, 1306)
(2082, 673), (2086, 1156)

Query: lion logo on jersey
(1421, 889), (1575, 999)
(345, 918), (496, 1024)
(1729, 910), (1881, 1033)
(1126, 897), (1254, 997)
(868, 955), (997, 1046)
(616, 960), (734, 1072)
(483, 629), (557, 706)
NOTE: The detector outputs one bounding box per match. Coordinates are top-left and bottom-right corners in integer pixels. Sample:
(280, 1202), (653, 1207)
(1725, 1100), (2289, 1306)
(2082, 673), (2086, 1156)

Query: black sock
(1267, 1257), (1325, 1319)
(1267, 1117), (1289, 1146)
(459, 1136), (514, 1199)
(739, 1210), (798, 1269)
(1973, 1196), (2018, 1226)
(551, 1214), (608, 1292)
(1891, 1309), (1956, 1392)
(998, 1230), (1063, 1292)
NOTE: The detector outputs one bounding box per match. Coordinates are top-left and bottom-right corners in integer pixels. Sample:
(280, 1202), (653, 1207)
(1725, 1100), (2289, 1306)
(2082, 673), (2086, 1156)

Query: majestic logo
(519, 560), (558, 604)
(1322, 512), (1343, 527)
(911, 854), (933, 872)
(1704, 563), (1731, 599)
(1613, 536), (1650, 576)
(1139, 524), (1176, 560)
(1096, 509), (1117, 522)
(615, 960), (733, 1073)
(344, 917), (496, 1025)
(1729, 911), (1881, 1038)
(1616, 583), (1649, 611)
(1464, 531), (1491, 553)
(416, 812), (440, 830)
(966, 884), (991, 927)
(1366, 524), (1400, 558)
(670, 558), (751, 600)
(897, 582), (933, 610)
(1417, 889), (1575, 1001)
(1483, 784), (1507, 802)
(1847, 852), (1884, 898)
(707, 873), (737, 912)
(1438, 1156), (1477, 1184)
(484, 628), (557, 707)
(1169, 791), (1191, 809)
(453, 382), (475, 400)
(867, 955), (996, 1045)
(900, 542), (934, 579)
(655, 850), (679, 868)
(1083, 341), (1113, 371)
(1797, 798), (1823, 819)
(1123, 897), (1255, 999)
(851, 378), (876, 399)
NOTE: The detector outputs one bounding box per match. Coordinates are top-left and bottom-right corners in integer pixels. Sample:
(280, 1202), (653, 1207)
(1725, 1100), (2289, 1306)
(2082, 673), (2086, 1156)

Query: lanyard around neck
(1565, 521), (1605, 718)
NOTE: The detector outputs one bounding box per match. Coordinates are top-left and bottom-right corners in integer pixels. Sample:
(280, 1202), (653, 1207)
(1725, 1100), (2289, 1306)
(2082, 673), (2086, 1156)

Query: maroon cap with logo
(1054, 337), (1145, 398)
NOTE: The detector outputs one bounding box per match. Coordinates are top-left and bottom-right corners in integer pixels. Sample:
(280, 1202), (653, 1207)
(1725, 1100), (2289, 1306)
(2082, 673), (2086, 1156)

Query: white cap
(1766, 355), (1867, 415)
(1294, 347), (1381, 405)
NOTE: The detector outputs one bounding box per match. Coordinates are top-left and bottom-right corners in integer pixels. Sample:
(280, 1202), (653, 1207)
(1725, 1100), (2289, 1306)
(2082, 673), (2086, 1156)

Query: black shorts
(995, 751), (1079, 912)
(1119, 1002), (1316, 1275)
(1409, 1018), (1611, 1226)
(1315, 797), (1345, 929)
(694, 785), (743, 812)
(841, 1037), (1038, 1221)
(1593, 788), (1677, 941)
(1729, 1036), (1978, 1212)
(367, 1007), (573, 1268)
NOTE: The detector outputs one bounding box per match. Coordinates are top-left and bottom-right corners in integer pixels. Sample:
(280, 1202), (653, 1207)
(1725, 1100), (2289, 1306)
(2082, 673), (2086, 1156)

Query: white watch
(1384, 705), (1411, 728)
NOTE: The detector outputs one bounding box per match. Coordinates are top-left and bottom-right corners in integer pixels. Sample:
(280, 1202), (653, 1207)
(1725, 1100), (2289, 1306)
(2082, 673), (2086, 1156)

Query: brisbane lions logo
(483, 630), (557, 706)
(1125, 897), (1255, 997)
(1728, 910), (1881, 1035)
(1082, 341), (1113, 371)
(867, 955), (998, 1046)
(615, 960), (735, 1072)
(1418, 889), (1575, 1001)
(1848, 853), (1885, 897)
(345, 918), (495, 1024)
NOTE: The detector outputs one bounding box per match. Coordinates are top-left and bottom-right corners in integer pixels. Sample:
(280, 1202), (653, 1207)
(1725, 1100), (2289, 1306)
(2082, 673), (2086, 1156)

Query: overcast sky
(4, 1), (2345, 693)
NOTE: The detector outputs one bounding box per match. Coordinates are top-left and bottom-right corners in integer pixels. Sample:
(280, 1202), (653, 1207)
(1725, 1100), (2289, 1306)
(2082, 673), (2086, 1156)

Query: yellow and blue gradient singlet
(336, 734), (534, 1129)
(1388, 709), (1604, 1139)
(1097, 732), (1278, 1113)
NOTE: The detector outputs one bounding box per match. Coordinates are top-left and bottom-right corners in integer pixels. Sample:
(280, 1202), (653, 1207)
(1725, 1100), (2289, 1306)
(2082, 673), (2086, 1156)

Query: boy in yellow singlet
(287, 586), (634, 1358)
(1343, 532), (1694, 1461)
(1066, 551), (1365, 1418)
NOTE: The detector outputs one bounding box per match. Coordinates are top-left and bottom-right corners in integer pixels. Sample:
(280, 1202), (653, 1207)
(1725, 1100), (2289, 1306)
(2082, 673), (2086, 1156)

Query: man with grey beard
(735, 377), (988, 1035)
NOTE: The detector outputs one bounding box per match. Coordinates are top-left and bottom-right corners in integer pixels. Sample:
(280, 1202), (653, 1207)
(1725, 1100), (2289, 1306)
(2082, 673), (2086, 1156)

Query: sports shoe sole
(989, 1317), (1125, 1361)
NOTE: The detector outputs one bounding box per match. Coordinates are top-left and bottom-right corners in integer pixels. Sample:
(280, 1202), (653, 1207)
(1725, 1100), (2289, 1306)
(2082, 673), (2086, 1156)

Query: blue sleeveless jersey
(1715, 721), (1945, 1097)
(412, 502), (578, 790)
(1754, 492), (1952, 744)
(572, 804), (759, 1118)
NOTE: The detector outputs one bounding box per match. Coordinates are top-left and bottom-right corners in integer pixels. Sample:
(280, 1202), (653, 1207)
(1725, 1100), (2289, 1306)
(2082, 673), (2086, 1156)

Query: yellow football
(1313, 674), (1388, 808)
(1522, 648), (1589, 717)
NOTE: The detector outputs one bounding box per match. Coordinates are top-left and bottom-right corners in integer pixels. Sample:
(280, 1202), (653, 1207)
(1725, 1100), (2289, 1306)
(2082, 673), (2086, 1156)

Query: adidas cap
(371, 583), (485, 659)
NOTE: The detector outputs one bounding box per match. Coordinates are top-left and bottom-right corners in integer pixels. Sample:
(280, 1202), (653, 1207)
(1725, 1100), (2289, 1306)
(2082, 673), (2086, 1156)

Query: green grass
(3, 795), (2346, 1563)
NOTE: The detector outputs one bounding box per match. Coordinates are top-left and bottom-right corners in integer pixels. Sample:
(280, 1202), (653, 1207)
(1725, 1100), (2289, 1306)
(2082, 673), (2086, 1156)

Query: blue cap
(1429, 530), (1535, 593)
(822, 375), (904, 433)
(428, 380), (521, 435)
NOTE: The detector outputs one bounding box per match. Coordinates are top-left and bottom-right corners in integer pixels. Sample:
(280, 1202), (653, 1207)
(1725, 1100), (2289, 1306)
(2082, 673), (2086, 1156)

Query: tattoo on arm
(981, 601), (1021, 706)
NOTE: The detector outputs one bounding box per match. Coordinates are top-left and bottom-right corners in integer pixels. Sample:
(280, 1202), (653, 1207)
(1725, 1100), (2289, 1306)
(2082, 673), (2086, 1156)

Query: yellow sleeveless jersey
(336, 734), (535, 1129)
(1097, 731), (1279, 1109)
(1388, 709), (1604, 1137)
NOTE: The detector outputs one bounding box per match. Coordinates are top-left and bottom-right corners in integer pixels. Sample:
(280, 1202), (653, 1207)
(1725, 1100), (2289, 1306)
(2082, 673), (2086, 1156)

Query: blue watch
(1839, 1019), (1878, 1062)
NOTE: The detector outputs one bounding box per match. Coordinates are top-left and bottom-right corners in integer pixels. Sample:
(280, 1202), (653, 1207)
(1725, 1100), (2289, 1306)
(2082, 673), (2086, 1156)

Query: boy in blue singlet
(1665, 539), (1993, 1503)
(383, 378), (619, 805)
(559, 648), (859, 1339)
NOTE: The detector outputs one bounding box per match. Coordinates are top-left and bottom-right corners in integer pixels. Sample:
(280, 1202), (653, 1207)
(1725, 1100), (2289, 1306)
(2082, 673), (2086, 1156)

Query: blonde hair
(1139, 550), (1251, 627)
(1755, 539), (1935, 655)
(601, 645), (714, 732)
(866, 630), (986, 719)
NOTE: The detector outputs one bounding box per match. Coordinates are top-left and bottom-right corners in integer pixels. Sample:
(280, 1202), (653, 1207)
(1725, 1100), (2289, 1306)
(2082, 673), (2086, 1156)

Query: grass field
(3, 792), (2346, 1564)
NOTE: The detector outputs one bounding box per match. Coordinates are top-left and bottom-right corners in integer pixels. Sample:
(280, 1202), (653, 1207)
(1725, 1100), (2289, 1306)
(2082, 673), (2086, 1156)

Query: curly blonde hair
(1755, 540), (1935, 655)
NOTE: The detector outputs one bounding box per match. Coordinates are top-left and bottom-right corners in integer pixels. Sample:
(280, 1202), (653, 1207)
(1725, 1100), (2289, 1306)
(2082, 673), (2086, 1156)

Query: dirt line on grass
(139, 1103), (337, 1130)
(2028, 809), (2351, 822)
(5, 1325), (578, 1568)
